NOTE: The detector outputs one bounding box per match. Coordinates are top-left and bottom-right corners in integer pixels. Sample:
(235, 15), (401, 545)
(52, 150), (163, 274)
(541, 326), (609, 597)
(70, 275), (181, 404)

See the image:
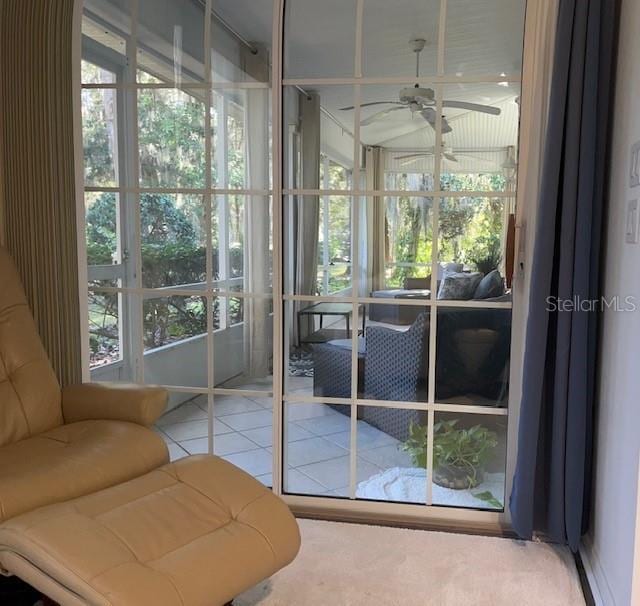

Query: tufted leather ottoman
(0, 455), (300, 606)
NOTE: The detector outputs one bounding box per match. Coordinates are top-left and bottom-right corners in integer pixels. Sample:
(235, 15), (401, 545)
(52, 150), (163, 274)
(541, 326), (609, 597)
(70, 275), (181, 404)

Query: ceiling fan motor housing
(399, 87), (434, 104)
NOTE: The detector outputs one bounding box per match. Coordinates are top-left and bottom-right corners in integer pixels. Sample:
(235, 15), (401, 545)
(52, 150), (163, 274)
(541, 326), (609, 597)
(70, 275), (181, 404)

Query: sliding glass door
(79, 0), (526, 523)
(280, 0), (524, 513)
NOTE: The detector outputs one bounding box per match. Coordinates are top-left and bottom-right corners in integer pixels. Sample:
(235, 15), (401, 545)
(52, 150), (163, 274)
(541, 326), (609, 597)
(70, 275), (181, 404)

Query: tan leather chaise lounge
(0, 248), (300, 605)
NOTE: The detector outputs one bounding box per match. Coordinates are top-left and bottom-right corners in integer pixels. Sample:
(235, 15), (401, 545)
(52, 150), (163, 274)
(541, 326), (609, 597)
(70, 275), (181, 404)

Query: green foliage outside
(385, 172), (507, 287)
(83, 77), (250, 364)
(83, 61), (510, 362)
(317, 161), (352, 294)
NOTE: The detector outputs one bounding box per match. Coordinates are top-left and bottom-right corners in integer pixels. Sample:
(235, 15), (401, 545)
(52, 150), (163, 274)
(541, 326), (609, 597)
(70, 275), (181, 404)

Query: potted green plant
(401, 419), (498, 490)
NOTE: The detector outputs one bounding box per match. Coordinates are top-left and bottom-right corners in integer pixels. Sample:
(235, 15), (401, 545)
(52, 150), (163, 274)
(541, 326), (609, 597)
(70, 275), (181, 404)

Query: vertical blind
(0, 0), (81, 386)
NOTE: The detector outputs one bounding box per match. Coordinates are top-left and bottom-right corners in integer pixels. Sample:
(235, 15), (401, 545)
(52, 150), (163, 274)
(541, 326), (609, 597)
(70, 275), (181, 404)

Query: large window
(81, 0), (274, 480)
(80, 0), (526, 519)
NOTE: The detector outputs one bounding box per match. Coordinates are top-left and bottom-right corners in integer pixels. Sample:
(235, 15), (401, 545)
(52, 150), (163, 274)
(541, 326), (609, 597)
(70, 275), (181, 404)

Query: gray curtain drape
(244, 87), (271, 378)
(293, 92), (320, 345)
(0, 0), (81, 387)
(510, 0), (619, 550)
(365, 146), (386, 293)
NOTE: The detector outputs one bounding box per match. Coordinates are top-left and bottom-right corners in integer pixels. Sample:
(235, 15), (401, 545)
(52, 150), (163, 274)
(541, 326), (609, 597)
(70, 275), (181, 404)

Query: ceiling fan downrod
(410, 38), (427, 82)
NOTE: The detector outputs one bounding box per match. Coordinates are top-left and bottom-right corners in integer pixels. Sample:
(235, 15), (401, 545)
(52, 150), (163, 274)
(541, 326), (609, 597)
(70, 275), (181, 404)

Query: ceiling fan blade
(399, 157), (423, 167)
(394, 153), (431, 161)
(420, 107), (436, 129)
(339, 101), (404, 111)
(443, 152), (458, 162)
(420, 108), (453, 134)
(441, 100), (501, 115)
(361, 106), (406, 126)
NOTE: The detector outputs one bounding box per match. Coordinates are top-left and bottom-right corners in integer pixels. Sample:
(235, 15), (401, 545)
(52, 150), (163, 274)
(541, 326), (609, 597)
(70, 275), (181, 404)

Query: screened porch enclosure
(80, 0), (524, 516)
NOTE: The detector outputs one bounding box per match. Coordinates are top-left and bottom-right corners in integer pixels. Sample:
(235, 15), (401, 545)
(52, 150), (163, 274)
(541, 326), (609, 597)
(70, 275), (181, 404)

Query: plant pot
(433, 463), (483, 490)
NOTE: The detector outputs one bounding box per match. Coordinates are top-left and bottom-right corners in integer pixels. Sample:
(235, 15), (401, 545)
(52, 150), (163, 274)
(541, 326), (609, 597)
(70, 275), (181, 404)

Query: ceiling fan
(339, 39), (501, 133)
(394, 145), (517, 173)
(394, 144), (460, 166)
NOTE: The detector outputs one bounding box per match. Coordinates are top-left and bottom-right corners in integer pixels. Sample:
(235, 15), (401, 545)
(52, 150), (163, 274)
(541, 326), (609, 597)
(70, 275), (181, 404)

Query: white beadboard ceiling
(87, 0), (525, 168)
(217, 0), (525, 163)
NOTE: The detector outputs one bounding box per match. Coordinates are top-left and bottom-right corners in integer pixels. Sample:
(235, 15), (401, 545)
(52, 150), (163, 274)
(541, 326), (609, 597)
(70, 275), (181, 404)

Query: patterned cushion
(473, 269), (505, 299)
(437, 272), (483, 300)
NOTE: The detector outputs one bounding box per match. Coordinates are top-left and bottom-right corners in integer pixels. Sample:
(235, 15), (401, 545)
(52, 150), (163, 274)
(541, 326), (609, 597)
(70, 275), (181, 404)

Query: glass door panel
(80, 1), (275, 483)
(80, 0), (527, 521)
(280, 0), (524, 518)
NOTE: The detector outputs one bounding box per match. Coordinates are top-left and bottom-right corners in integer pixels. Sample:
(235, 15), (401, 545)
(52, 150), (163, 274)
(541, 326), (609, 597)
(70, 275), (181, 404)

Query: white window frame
(72, 0), (550, 531)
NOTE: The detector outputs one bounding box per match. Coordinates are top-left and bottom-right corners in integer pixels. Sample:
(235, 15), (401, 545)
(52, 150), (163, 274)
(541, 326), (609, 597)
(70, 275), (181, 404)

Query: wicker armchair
(363, 313), (429, 402)
(312, 315), (430, 441)
(359, 313), (429, 441)
(312, 338), (364, 399)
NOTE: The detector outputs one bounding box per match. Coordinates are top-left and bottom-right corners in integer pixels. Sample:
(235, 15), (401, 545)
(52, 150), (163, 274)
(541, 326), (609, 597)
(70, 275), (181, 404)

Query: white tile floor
(154, 311), (506, 507)
(154, 383), (413, 496)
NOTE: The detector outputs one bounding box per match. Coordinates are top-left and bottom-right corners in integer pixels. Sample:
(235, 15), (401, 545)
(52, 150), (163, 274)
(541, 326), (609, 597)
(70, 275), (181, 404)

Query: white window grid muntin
(79, 0), (523, 516)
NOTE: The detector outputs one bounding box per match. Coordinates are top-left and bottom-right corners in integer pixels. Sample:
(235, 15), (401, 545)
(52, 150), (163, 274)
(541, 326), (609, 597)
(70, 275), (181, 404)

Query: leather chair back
(0, 248), (63, 446)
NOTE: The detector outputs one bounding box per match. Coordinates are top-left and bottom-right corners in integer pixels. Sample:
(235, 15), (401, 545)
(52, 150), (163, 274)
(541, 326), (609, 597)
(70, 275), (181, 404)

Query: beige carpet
(236, 519), (585, 606)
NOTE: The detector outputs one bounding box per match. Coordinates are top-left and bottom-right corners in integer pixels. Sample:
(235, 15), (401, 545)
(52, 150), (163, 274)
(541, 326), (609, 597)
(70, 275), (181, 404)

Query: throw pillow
(473, 269), (505, 299)
(437, 271), (483, 300)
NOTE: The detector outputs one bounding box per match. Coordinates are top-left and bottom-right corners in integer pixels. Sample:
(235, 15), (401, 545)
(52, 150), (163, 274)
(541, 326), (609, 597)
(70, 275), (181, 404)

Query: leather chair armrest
(62, 383), (168, 427)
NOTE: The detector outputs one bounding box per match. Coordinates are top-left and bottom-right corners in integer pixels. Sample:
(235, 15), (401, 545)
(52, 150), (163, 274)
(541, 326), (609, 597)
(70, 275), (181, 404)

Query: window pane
(439, 83), (520, 192)
(283, 301), (316, 397)
(212, 296), (274, 393)
(284, 403), (351, 497)
(441, 167), (508, 193)
(284, 301), (356, 399)
(356, 406), (426, 504)
(284, 0), (357, 78)
(215, 415), (273, 482)
(137, 0), (205, 84)
(155, 393), (208, 461)
(81, 60), (116, 85)
(357, 83), (439, 171)
(382, 195), (433, 290)
(436, 306), (511, 407)
(212, 195), (272, 294)
(81, 6), (128, 62)
(85, 192), (120, 266)
(143, 294), (207, 350)
(318, 195), (352, 296)
(210, 0), (273, 84)
(431, 412), (507, 510)
(358, 310), (429, 403)
(143, 295), (207, 387)
(385, 171), (436, 193)
(444, 0), (526, 77)
(284, 195), (353, 297)
(326, 160), (351, 190)
(140, 194), (206, 289)
(438, 197), (508, 283)
(138, 88), (205, 188)
(210, 89), (271, 190)
(283, 86), (355, 191)
(362, 0), (439, 78)
(88, 289), (122, 368)
(81, 88), (118, 187)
